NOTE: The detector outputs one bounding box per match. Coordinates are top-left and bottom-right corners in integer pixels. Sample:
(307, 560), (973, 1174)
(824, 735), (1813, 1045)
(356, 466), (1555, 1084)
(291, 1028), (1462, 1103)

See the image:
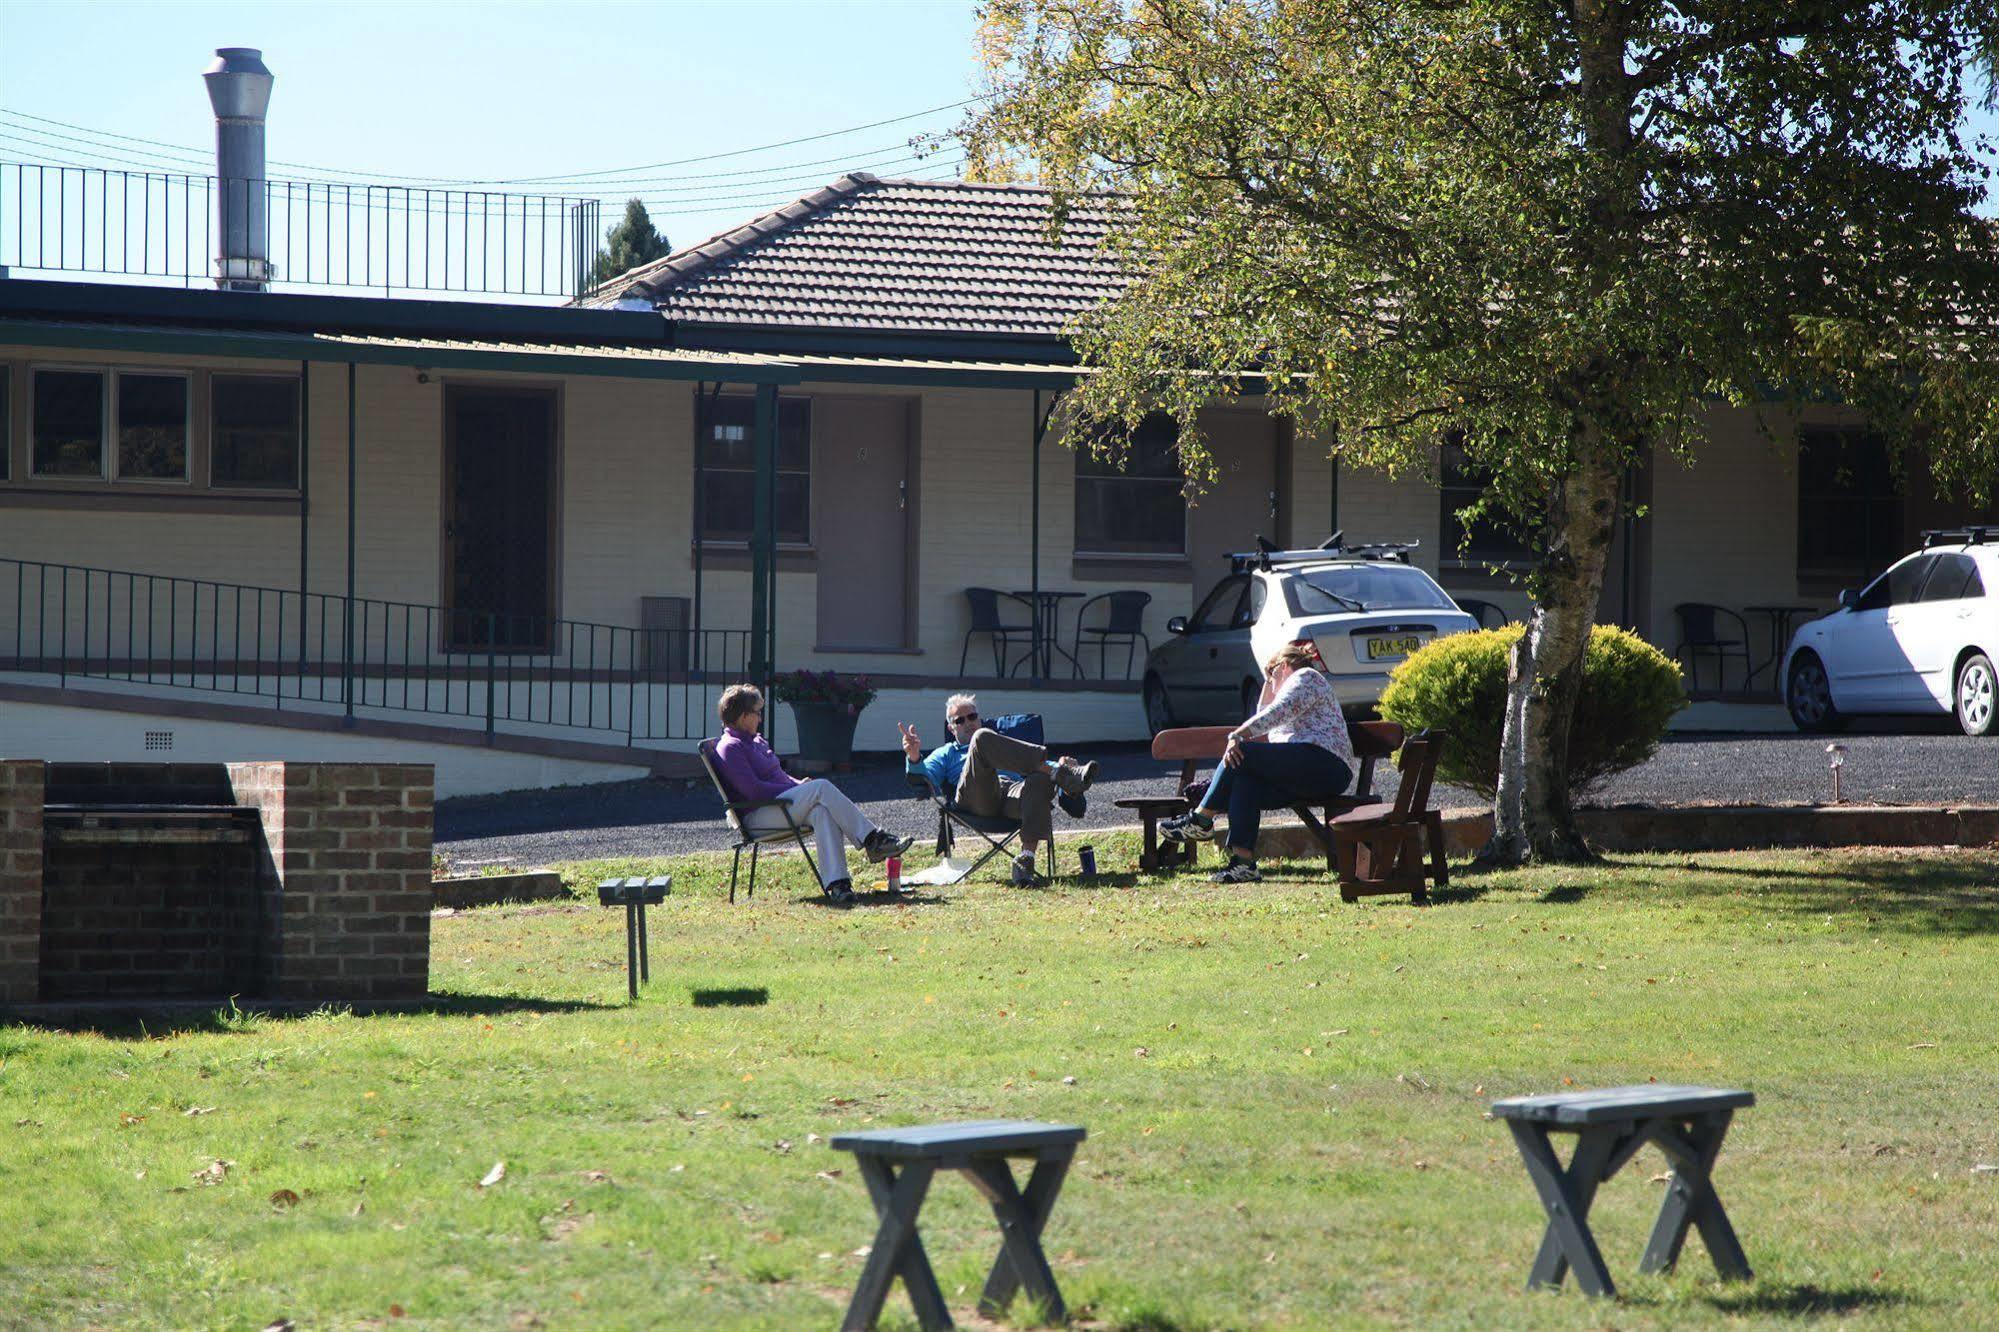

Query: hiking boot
(1161, 810), (1216, 843)
(1010, 853), (1045, 887)
(863, 829), (914, 864)
(1052, 758), (1098, 796)
(823, 878), (857, 906)
(1210, 859), (1262, 884)
(1058, 790), (1088, 819)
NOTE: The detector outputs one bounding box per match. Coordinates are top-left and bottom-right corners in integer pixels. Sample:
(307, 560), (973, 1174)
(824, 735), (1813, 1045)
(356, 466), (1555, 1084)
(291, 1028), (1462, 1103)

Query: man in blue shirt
(899, 692), (1096, 885)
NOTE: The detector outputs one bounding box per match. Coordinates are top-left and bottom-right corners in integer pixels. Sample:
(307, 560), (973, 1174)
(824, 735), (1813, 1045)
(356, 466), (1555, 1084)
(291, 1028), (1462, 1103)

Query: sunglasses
(948, 712), (979, 725)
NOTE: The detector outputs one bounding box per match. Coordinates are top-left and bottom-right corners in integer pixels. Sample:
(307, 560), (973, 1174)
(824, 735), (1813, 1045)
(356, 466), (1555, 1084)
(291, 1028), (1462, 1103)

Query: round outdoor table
(1744, 604), (1819, 694)
(1008, 589), (1085, 679)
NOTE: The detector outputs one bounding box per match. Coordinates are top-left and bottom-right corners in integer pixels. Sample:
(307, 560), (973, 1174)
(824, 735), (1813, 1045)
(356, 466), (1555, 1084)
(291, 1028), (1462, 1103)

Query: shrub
(768, 669), (877, 714)
(1377, 624), (1685, 801)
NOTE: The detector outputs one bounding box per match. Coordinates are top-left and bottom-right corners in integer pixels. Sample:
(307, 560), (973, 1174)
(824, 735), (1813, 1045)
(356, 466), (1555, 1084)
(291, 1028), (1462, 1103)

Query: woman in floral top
(1161, 640), (1354, 883)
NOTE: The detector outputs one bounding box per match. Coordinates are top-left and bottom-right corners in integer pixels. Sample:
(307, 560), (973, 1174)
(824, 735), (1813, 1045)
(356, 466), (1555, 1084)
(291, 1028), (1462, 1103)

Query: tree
(589, 198), (670, 288)
(967, 1), (1999, 862)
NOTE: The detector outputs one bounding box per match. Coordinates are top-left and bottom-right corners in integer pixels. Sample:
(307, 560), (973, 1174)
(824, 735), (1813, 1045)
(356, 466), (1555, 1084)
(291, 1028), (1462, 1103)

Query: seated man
(712, 684), (912, 906)
(897, 692), (1097, 886)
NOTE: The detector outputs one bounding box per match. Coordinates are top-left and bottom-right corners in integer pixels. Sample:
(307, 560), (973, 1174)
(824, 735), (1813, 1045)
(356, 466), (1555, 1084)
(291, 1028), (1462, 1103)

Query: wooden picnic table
(1491, 1083), (1755, 1298)
(829, 1118), (1085, 1330)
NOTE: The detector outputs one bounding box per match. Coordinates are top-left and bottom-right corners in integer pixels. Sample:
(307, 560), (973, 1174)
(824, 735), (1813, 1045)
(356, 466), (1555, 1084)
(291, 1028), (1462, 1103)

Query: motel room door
(814, 396), (912, 651)
(1186, 408), (1281, 612)
(442, 385), (557, 652)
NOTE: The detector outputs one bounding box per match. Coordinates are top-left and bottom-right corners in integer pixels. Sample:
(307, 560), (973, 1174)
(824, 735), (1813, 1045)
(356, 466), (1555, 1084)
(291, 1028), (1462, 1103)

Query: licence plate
(1367, 635), (1423, 660)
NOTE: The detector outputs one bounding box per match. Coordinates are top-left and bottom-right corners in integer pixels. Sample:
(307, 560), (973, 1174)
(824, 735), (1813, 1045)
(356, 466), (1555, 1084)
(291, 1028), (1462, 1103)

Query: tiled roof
(585, 173), (1126, 339)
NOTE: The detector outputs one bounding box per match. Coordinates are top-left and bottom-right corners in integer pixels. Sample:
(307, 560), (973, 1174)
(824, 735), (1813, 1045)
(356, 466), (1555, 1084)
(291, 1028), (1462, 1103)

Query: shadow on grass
(1702, 1280), (1910, 1317)
(1538, 884), (1592, 904)
(1643, 853), (1999, 936)
(794, 892), (954, 909)
(10, 990), (617, 1039)
(691, 986), (768, 1008)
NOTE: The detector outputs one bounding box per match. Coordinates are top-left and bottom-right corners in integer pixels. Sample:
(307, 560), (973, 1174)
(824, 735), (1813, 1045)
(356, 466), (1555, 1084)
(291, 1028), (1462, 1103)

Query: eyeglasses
(948, 712), (979, 725)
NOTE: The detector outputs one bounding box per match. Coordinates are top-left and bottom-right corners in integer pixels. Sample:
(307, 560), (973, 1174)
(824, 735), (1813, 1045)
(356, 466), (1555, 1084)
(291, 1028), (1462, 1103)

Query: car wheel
(1143, 675), (1176, 736)
(1956, 653), (1997, 736)
(1786, 652), (1844, 733)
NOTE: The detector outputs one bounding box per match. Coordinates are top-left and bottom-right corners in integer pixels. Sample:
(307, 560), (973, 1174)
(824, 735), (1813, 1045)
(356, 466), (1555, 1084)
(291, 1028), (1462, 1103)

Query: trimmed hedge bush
(1377, 624), (1686, 801)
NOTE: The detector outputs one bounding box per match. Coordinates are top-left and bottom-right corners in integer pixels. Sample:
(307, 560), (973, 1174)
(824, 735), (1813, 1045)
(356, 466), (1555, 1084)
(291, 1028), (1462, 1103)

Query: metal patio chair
(1672, 603), (1753, 693)
(1072, 589), (1152, 679)
(698, 738), (820, 903)
(960, 587), (1036, 677)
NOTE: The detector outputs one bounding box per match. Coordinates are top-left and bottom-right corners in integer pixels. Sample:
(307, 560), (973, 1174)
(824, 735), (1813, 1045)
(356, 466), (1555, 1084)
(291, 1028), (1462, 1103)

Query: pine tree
(588, 198), (670, 288)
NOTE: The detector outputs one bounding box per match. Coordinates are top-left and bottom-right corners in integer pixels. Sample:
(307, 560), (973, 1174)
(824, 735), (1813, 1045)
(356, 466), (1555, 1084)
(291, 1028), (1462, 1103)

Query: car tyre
(1143, 675), (1176, 736)
(1955, 652), (1997, 736)
(1786, 652), (1844, 734)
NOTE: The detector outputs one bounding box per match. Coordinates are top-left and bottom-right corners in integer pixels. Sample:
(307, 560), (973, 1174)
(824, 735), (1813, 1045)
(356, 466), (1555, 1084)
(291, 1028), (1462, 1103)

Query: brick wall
(0, 761), (45, 1005)
(227, 762), (433, 1004)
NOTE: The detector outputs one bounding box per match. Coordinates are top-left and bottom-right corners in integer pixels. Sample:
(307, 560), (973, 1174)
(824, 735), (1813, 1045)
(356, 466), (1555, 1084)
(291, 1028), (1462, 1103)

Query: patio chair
(697, 738), (820, 904)
(1455, 597), (1508, 629)
(960, 587), (1036, 677)
(1329, 729), (1450, 905)
(1072, 589), (1153, 679)
(906, 713), (1057, 882)
(1672, 602), (1752, 693)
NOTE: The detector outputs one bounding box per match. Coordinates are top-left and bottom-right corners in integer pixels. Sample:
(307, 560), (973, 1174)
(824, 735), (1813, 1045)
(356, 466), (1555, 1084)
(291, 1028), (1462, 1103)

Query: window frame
(1073, 412), (1189, 559)
(29, 364), (111, 481)
(1439, 438), (1534, 570)
(27, 364), (201, 485)
(208, 371), (303, 493)
(694, 393), (814, 548)
(1796, 425), (1903, 587)
(111, 369), (193, 485)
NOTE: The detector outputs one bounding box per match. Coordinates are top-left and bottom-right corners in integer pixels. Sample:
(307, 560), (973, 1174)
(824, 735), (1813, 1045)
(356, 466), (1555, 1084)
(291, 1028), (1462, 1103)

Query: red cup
(886, 856), (902, 892)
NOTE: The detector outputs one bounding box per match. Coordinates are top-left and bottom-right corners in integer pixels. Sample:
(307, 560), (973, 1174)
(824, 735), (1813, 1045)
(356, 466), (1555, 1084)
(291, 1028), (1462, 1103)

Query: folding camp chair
(906, 712), (1058, 882)
(698, 738), (821, 903)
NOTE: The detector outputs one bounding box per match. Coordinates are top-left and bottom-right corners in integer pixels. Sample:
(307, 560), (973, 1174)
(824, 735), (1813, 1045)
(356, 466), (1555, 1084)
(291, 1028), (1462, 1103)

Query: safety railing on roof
(0, 557), (743, 747)
(0, 161), (605, 300)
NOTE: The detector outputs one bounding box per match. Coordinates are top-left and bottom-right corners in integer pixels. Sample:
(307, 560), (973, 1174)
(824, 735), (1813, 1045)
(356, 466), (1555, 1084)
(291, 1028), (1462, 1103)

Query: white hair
(946, 692), (978, 717)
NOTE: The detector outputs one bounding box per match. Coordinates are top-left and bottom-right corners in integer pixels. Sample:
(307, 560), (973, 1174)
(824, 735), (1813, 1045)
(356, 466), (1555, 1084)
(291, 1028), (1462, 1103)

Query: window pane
(1968, 565), (1987, 599)
(1191, 577), (1246, 631)
(701, 396), (810, 472)
(33, 370), (104, 477)
(1798, 428), (1902, 581)
(1888, 555), (1936, 606)
(117, 373), (188, 480)
(1919, 554), (1975, 602)
(212, 375), (300, 489)
(698, 472), (809, 544)
(0, 372), (9, 480)
(1294, 566), (1457, 613)
(1441, 443), (1533, 562)
(1077, 412), (1181, 479)
(1075, 477), (1185, 554)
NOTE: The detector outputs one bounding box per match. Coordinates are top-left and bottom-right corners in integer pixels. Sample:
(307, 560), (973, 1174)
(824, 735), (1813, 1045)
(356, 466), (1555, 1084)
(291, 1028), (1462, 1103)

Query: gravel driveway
(436, 721), (1996, 869)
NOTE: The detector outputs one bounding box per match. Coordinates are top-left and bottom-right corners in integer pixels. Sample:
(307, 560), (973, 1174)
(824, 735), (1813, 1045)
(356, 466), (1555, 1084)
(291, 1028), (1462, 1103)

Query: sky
(0, 0), (984, 292)
(0, 2), (1995, 300)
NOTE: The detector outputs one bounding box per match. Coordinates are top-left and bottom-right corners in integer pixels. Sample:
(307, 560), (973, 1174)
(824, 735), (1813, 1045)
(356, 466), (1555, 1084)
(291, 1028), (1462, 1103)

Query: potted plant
(769, 669), (878, 766)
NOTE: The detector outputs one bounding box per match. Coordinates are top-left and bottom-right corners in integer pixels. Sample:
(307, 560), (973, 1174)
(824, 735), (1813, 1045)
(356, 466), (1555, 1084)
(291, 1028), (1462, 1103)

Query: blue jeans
(1198, 742), (1354, 856)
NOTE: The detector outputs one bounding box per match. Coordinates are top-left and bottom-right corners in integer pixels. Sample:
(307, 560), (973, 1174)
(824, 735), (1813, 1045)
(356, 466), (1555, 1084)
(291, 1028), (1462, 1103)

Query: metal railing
(1, 160), (604, 300)
(0, 557), (743, 746)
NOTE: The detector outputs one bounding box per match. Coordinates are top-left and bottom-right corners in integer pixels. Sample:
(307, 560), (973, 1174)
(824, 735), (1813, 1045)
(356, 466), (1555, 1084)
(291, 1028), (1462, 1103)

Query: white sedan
(1141, 541), (1480, 730)
(1782, 533), (1999, 735)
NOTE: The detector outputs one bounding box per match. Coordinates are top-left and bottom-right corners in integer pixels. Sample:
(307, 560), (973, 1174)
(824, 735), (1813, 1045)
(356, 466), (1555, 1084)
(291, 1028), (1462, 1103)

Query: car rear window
(1290, 565), (1456, 613)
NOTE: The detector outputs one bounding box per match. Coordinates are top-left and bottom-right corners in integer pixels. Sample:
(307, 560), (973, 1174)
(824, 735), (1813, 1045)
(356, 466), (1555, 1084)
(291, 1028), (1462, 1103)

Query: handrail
(0, 556), (741, 746)
(0, 160), (604, 300)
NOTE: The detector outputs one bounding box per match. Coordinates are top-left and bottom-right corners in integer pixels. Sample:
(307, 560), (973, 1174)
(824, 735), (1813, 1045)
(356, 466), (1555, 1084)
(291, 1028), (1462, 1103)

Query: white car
(1782, 531), (1999, 735)
(1141, 538), (1481, 731)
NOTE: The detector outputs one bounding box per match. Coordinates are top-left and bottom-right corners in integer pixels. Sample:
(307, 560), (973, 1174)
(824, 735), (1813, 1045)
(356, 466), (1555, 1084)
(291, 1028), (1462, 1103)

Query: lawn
(4, 837), (1999, 1330)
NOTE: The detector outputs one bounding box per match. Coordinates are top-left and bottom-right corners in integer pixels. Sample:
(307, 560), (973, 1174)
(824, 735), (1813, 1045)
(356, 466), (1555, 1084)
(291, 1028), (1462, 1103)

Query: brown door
(1186, 408), (1280, 612)
(443, 386), (557, 652)
(814, 396), (911, 650)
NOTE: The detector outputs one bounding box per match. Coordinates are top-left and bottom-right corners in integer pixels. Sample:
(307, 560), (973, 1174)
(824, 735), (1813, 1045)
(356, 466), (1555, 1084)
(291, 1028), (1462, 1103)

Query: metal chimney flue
(203, 47), (274, 291)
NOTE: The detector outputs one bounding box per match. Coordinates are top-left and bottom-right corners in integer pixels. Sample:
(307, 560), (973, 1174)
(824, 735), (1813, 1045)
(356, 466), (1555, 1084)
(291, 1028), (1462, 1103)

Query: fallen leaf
(1062, 1076), (1078, 1086)
(269, 1189), (301, 1209)
(389, 1304), (406, 1318)
(1649, 1172), (1673, 1184)
(806, 1133), (823, 1145)
(582, 1170), (611, 1183)
(119, 1113), (146, 1127)
(193, 1159), (232, 1186)
(1133, 1047), (1150, 1058)
(352, 1200), (366, 1217)
(183, 1105), (217, 1117)
(816, 1170), (843, 1180)
(852, 1245), (872, 1258)
(479, 1161), (506, 1188)
(1908, 1042), (1938, 1050)
(262, 1321), (296, 1332)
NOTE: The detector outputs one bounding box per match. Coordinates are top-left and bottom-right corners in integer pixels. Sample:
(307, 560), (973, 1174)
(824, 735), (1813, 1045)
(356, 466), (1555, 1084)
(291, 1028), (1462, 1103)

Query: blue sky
(1, 1), (1994, 277)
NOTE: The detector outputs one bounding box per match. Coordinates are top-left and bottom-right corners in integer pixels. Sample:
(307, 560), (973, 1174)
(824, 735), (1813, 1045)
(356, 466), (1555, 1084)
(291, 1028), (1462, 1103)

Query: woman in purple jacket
(711, 684), (912, 905)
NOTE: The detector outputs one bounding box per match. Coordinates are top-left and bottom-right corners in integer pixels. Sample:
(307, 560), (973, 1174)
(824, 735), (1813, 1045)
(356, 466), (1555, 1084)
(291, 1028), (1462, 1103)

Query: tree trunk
(1486, 442), (1623, 864)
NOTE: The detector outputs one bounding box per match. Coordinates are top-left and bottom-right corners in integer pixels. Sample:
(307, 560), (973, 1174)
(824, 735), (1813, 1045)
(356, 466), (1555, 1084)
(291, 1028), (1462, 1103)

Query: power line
(0, 97), (981, 187)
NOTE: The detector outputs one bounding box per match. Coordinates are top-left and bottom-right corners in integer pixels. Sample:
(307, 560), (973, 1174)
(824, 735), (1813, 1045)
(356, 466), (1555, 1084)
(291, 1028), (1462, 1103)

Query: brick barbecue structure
(0, 760), (432, 1009)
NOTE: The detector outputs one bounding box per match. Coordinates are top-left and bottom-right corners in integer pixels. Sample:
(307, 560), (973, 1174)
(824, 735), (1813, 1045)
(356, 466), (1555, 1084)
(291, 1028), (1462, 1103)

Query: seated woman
(1160, 641), (1354, 883)
(712, 684), (913, 905)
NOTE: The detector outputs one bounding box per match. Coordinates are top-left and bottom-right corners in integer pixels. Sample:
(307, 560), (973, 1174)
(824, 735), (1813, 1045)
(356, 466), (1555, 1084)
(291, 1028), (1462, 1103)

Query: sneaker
(863, 829), (915, 864)
(1052, 758), (1098, 796)
(823, 878), (857, 906)
(1160, 810), (1216, 844)
(1057, 790), (1088, 819)
(1010, 853), (1045, 888)
(1210, 859), (1262, 884)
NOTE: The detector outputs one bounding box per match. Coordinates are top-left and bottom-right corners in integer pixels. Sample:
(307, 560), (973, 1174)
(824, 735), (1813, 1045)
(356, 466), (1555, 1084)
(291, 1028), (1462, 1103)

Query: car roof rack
(1227, 532), (1420, 572)
(1922, 526), (1999, 548)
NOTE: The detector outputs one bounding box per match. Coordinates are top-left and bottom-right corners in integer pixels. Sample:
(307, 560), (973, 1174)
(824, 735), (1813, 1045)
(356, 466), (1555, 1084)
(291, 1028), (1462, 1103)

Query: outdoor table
(1112, 794), (1197, 871)
(596, 875), (669, 1000)
(1492, 1083), (1754, 1299)
(1008, 589), (1085, 679)
(1744, 604), (1819, 694)
(830, 1118), (1085, 1331)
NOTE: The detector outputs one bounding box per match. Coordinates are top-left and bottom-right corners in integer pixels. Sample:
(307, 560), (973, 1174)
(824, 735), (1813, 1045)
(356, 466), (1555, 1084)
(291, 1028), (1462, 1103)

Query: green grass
(6, 837), (1999, 1329)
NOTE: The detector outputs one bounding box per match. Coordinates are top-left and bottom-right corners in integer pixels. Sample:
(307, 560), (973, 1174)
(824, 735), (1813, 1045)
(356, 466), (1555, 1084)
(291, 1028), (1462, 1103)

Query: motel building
(0, 53), (1962, 797)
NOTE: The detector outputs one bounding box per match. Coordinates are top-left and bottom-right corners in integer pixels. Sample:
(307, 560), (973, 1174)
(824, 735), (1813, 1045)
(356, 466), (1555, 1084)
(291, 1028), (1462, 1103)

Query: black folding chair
(1672, 603), (1753, 693)
(698, 738), (821, 903)
(1072, 589), (1152, 679)
(960, 587), (1036, 676)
